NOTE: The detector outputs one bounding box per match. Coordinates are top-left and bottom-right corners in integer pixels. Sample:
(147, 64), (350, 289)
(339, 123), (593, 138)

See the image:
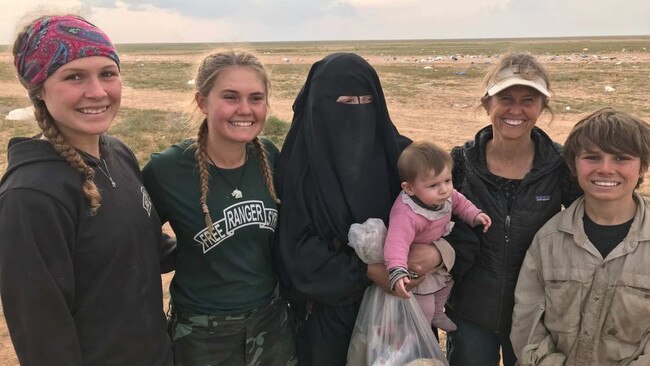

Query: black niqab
(276, 53), (408, 305)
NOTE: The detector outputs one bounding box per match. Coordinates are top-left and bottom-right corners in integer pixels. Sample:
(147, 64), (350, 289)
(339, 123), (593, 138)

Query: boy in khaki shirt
(511, 108), (650, 365)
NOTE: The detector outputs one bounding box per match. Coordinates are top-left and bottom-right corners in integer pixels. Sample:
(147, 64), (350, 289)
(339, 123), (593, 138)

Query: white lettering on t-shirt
(193, 200), (278, 253)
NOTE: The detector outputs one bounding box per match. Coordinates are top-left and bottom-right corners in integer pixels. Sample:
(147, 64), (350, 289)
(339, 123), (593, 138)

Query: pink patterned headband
(14, 15), (120, 89)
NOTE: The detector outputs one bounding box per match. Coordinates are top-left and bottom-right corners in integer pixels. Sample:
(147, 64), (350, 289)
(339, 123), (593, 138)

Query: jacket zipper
(496, 213), (512, 332)
(471, 159), (513, 332)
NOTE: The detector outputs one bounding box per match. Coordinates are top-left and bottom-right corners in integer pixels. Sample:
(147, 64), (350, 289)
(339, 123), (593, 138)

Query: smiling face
(197, 66), (267, 148)
(485, 85), (544, 142)
(575, 146), (645, 207)
(41, 56), (121, 147)
(403, 164), (454, 207)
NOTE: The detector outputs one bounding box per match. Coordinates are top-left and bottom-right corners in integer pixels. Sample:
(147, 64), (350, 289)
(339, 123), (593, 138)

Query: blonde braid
(252, 137), (280, 203)
(194, 120), (216, 237)
(190, 51), (274, 233)
(35, 101), (102, 215)
(14, 17), (107, 216)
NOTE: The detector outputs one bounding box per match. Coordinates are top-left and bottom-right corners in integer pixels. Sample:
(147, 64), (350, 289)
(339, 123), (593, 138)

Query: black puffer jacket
(446, 126), (581, 333)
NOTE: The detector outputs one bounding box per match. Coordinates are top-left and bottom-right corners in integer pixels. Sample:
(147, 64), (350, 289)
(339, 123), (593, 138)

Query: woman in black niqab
(275, 53), (409, 365)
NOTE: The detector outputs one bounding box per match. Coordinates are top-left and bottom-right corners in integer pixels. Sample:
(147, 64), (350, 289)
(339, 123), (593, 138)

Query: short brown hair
(398, 141), (452, 183)
(564, 108), (650, 187)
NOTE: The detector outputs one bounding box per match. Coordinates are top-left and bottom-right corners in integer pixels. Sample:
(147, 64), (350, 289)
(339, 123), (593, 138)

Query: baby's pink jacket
(384, 190), (482, 270)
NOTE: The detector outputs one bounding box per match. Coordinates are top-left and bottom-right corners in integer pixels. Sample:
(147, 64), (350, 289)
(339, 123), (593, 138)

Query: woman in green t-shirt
(142, 51), (296, 365)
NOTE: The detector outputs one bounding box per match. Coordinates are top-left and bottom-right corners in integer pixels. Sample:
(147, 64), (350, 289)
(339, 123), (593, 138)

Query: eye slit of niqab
(336, 95), (373, 104)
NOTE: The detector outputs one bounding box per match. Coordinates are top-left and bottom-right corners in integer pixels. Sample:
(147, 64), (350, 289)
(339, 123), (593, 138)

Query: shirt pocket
(602, 285), (650, 344)
(543, 280), (583, 333)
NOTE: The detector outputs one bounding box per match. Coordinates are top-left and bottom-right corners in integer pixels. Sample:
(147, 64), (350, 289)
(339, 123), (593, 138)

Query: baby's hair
(189, 51), (278, 236)
(564, 108), (650, 187)
(398, 141), (452, 183)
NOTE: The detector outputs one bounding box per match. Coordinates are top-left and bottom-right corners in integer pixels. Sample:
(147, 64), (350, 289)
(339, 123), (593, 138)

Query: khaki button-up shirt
(511, 194), (650, 366)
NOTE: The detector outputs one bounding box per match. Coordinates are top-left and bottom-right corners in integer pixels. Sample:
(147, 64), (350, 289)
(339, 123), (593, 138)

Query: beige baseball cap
(485, 65), (550, 97)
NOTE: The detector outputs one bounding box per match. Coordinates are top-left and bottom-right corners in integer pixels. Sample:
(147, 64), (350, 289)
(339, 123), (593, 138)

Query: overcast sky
(1, 0), (648, 45)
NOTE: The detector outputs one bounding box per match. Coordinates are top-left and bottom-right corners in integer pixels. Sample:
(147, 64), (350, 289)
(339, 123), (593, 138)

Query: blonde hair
(398, 141), (452, 183)
(481, 53), (554, 118)
(13, 15), (102, 215)
(564, 108), (650, 187)
(190, 51), (279, 234)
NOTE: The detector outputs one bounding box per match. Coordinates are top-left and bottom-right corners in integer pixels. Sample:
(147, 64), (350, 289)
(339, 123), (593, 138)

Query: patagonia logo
(535, 195), (551, 202)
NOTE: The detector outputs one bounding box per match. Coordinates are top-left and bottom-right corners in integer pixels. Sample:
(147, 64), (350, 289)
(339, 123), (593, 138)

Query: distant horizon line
(2, 34), (648, 48)
(1, 34), (648, 51)
(116, 34), (650, 45)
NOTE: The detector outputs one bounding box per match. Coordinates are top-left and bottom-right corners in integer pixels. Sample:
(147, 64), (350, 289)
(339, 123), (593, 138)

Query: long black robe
(275, 52), (408, 365)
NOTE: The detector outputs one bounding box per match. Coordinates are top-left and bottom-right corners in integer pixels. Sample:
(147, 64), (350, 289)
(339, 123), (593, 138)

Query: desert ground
(0, 37), (649, 364)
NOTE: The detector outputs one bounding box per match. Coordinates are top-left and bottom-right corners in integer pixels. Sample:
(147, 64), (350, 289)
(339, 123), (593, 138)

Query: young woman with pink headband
(0, 14), (172, 365)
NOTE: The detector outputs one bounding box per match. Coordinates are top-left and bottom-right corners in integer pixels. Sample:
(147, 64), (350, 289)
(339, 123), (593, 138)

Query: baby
(384, 141), (491, 331)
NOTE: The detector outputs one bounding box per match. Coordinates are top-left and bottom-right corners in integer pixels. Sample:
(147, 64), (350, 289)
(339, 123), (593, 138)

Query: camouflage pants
(169, 296), (297, 366)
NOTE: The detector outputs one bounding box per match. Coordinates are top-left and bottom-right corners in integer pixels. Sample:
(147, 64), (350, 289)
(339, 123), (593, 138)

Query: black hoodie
(0, 135), (172, 365)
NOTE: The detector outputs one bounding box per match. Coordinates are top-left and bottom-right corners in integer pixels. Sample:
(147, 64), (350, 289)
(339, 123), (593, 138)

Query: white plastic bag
(348, 218), (387, 264)
(347, 285), (448, 366)
(347, 219), (448, 366)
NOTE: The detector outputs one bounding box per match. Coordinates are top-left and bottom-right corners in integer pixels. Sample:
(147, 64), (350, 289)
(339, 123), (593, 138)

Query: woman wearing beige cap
(442, 53), (582, 366)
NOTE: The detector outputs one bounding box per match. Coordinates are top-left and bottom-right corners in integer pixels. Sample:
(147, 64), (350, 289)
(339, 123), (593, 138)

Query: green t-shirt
(143, 138), (279, 315)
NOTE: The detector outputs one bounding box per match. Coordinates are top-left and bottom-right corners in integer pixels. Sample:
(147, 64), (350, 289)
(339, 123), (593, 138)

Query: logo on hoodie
(141, 186), (152, 217)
